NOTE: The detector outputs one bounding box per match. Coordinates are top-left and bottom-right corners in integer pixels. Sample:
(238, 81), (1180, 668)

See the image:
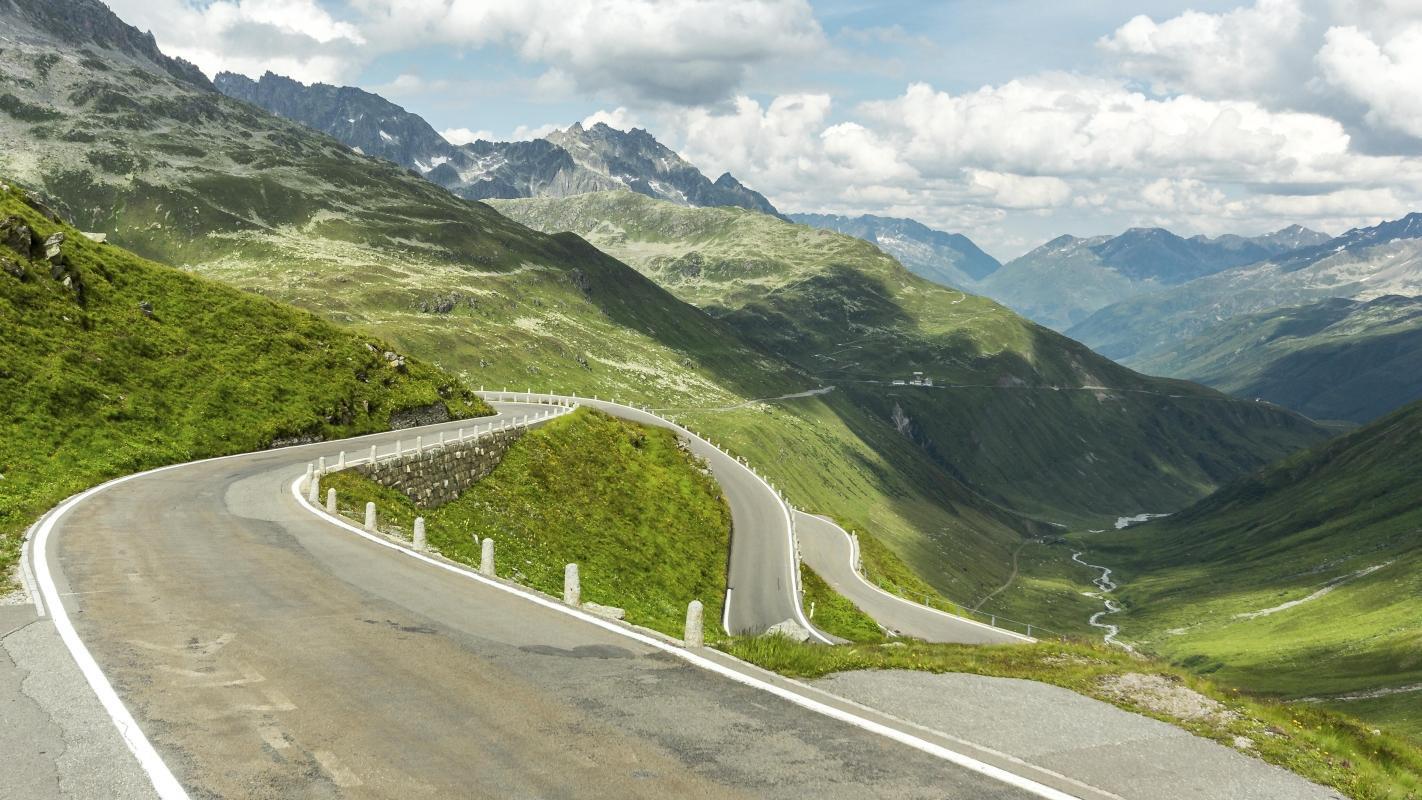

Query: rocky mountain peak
(6, 0), (212, 90)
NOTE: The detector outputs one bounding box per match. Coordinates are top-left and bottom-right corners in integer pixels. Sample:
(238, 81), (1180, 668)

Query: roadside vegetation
(321, 408), (731, 639)
(800, 564), (885, 643)
(0, 184), (486, 587)
(724, 636), (1422, 800)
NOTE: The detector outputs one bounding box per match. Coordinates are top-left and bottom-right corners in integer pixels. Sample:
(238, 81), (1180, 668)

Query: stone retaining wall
(353, 429), (522, 508)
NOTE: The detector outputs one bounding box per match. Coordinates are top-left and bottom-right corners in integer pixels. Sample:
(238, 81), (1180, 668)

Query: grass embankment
(321, 408), (731, 639)
(800, 564), (884, 643)
(0, 184), (487, 586)
(724, 637), (1422, 800)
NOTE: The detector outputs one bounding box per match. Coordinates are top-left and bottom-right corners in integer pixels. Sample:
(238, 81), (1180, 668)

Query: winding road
(795, 512), (1030, 645)
(26, 397), (1092, 799)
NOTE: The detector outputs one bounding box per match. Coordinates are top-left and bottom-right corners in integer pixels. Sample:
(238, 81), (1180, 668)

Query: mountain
(1070, 214), (1422, 369)
(1089, 397), (1422, 740)
(0, 0), (1327, 621)
(0, 0), (1059, 610)
(214, 71), (779, 215)
(979, 225), (1330, 330)
(787, 213), (1001, 289)
(1133, 294), (1422, 423)
(493, 191), (1325, 528)
(0, 179), (482, 580)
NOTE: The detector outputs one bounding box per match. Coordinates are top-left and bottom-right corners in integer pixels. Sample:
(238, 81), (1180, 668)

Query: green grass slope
(321, 408), (730, 638)
(1085, 399), (1422, 740)
(493, 191), (1325, 526)
(1133, 295), (1422, 423)
(0, 182), (486, 582)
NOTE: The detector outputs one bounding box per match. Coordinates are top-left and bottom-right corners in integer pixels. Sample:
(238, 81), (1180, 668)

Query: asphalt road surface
(39, 401), (1066, 799)
(796, 512), (1030, 645)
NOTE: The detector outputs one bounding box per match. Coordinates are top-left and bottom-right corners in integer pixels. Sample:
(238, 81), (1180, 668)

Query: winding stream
(1072, 551), (1134, 653)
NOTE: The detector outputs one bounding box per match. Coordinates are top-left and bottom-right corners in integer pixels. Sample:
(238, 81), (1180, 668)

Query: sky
(106, 0), (1422, 259)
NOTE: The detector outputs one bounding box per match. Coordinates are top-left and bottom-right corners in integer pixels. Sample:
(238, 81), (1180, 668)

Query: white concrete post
(364, 502), (376, 531)
(318, 456), (326, 472)
(416, 435), (424, 453)
(480, 537), (495, 576)
(325, 488), (337, 513)
(369, 445), (377, 464)
(685, 600), (704, 648)
(458, 427), (464, 442)
(307, 471), (321, 503)
(564, 563), (580, 606)
(336, 451), (345, 470)
(413, 517), (426, 551)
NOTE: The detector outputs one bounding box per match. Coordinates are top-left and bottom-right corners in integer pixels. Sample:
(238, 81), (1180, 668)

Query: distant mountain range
(978, 225), (1332, 330)
(214, 71), (779, 215)
(788, 213), (1002, 289)
(1068, 214), (1422, 421)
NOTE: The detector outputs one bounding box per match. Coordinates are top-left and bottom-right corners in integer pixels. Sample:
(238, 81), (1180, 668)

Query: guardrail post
(317, 456), (326, 472)
(364, 502), (376, 532)
(325, 488), (337, 513)
(413, 517), (426, 551)
(458, 427), (464, 441)
(416, 435), (423, 453)
(1027, 624), (1033, 637)
(337, 451), (345, 470)
(564, 563), (580, 605)
(480, 537), (495, 576)
(990, 615), (996, 627)
(439, 431), (446, 447)
(307, 471), (321, 503)
(685, 600), (704, 647)
(305, 462), (314, 485)
(369, 444), (377, 464)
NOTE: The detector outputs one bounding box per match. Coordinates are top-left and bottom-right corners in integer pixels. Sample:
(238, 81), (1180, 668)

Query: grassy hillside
(494, 191), (1324, 526)
(1082, 399), (1422, 740)
(321, 408), (730, 638)
(0, 182), (486, 582)
(1133, 295), (1422, 423)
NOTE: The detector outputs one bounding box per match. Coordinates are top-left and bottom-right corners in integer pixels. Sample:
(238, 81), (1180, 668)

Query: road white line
(806, 512), (1034, 642)
(32, 471), (192, 800)
(292, 474), (1081, 800)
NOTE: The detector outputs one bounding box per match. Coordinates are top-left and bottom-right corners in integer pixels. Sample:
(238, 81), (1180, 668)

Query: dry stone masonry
(354, 429), (523, 508)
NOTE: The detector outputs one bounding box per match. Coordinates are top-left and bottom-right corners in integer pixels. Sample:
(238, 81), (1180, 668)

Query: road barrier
(685, 600), (704, 648)
(325, 488), (337, 513)
(481, 537), (495, 576)
(413, 517), (426, 551)
(564, 563), (580, 606)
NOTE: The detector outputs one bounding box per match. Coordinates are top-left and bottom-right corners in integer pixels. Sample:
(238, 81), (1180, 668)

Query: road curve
(36, 401), (1091, 799)
(796, 512), (1032, 645)
(481, 392), (828, 641)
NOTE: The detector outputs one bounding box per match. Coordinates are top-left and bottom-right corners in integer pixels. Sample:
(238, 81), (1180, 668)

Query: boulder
(765, 619), (812, 642)
(1, 255), (23, 280)
(0, 215), (32, 256)
(43, 232), (65, 265)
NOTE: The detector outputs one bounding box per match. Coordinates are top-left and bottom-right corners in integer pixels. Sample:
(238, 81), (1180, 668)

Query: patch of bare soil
(1098, 672), (1239, 726)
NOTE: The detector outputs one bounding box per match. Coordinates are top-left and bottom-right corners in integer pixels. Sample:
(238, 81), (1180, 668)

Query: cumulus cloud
(1317, 23), (1422, 138)
(347, 0), (824, 105)
(440, 127), (495, 146)
(107, 0), (366, 83)
(581, 107), (640, 131)
(1099, 0), (1305, 99)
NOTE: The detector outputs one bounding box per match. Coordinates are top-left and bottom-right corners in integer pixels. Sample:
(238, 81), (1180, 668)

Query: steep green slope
(0, 182), (485, 582)
(1085, 399), (1422, 739)
(493, 191), (1325, 526)
(1134, 295), (1422, 423)
(322, 408), (730, 638)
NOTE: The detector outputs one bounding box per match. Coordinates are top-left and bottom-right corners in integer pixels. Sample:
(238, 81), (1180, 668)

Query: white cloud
(1317, 23), (1422, 138)
(107, 0), (365, 84)
(582, 107), (640, 131)
(441, 127), (495, 146)
(347, 0), (825, 105)
(510, 123), (564, 141)
(1099, 0), (1305, 99)
(966, 170), (1071, 209)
